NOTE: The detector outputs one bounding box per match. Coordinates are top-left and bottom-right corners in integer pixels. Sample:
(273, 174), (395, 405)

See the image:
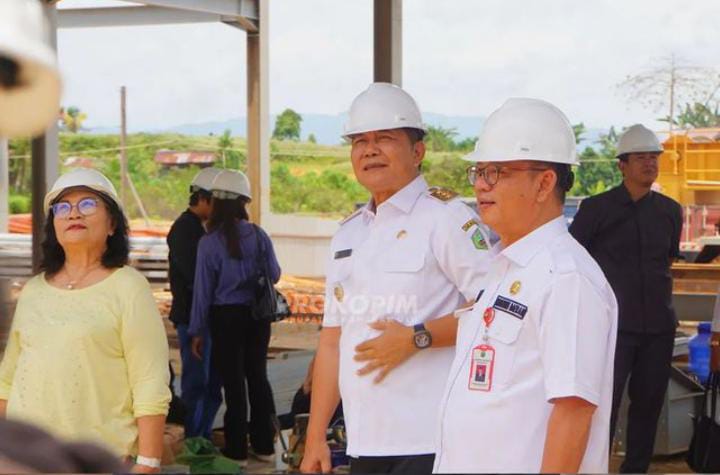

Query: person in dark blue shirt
(167, 168), (223, 441)
(189, 170), (281, 467)
(570, 124), (683, 473)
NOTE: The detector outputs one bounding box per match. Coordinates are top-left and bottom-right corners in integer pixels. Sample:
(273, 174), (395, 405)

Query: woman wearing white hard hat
(0, 168), (171, 473)
(189, 169), (281, 467)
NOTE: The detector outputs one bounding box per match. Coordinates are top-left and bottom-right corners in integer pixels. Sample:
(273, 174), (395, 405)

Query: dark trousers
(209, 305), (276, 459)
(610, 331), (675, 473)
(349, 454), (434, 474)
(176, 324), (223, 439)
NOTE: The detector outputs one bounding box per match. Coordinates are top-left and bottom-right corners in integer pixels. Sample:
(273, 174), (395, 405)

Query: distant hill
(86, 113), (608, 149)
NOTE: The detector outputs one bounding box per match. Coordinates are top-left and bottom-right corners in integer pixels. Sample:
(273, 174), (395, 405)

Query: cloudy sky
(57, 0), (720, 132)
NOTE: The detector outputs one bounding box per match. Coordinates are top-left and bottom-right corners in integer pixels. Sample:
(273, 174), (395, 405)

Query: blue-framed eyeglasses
(51, 197), (100, 218)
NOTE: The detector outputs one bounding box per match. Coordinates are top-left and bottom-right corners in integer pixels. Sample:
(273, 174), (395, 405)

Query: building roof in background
(153, 149), (217, 166)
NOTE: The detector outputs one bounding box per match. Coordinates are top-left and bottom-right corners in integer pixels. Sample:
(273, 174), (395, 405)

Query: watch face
(415, 332), (431, 349)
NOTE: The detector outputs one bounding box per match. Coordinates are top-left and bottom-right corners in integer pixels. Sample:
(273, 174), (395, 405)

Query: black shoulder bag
(251, 224), (291, 322)
(686, 371), (720, 473)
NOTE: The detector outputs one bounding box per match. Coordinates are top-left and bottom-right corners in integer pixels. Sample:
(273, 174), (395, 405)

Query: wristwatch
(135, 455), (162, 469)
(413, 323), (433, 349)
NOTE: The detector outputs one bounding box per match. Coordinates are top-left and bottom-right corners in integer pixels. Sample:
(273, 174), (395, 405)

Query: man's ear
(414, 141), (426, 166)
(536, 169), (558, 203)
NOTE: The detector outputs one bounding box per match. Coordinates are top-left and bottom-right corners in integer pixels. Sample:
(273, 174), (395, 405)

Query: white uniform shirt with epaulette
(434, 216), (618, 473)
(323, 175), (492, 457)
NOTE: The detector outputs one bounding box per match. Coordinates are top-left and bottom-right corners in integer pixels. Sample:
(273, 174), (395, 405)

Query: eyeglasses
(51, 197), (100, 218)
(466, 164), (551, 187)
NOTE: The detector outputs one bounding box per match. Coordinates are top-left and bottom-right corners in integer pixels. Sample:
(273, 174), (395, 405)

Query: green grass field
(8, 133), (475, 221)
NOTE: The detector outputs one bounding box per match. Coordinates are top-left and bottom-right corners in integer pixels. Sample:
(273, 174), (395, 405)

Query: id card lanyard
(468, 307), (496, 391)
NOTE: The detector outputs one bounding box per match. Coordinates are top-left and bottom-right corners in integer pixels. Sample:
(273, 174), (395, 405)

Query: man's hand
(191, 336), (203, 360)
(300, 438), (332, 473)
(711, 332), (720, 373)
(354, 320), (417, 383)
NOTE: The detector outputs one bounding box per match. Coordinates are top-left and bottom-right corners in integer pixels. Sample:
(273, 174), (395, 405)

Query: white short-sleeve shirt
(434, 216), (618, 474)
(322, 175), (492, 457)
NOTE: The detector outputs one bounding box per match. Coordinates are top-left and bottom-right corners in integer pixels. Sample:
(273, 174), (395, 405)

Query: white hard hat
(616, 124), (663, 157)
(44, 168), (121, 213)
(343, 82), (427, 138)
(211, 169), (252, 201)
(463, 98), (578, 165)
(0, 0), (62, 138)
(190, 167), (222, 193)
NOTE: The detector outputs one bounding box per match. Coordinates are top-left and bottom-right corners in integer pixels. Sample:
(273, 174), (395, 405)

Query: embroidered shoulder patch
(462, 219), (479, 232)
(471, 228), (488, 250)
(428, 186), (459, 202)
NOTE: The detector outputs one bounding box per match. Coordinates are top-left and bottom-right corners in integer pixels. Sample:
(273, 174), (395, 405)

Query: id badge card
(468, 344), (495, 391)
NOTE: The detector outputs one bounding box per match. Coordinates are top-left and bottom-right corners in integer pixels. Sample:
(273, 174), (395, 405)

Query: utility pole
(118, 86), (150, 227)
(668, 54), (676, 133)
(0, 138), (8, 233)
(119, 86), (128, 206)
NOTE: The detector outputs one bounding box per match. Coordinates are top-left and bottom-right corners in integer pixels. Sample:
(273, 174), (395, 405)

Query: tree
(618, 54), (720, 131)
(573, 123), (586, 144)
(663, 102), (720, 128)
(217, 129), (244, 169)
(61, 106), (87, 133)
(425, 125), (458, 152)
(273, 108), (302, 140)
(307, 133), (317, 144)
(571, 127), (622, 197)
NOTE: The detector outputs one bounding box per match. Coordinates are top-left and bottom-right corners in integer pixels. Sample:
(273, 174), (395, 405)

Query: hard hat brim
(44, 185), (123, 216)
(461, 149), (580, 165)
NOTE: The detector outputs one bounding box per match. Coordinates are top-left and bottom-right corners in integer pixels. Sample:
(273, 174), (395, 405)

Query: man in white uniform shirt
(300, 83), (492, 474)
(433, 98), (618, 473)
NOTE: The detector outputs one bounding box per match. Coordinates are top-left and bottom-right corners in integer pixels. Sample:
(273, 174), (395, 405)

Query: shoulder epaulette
(427, 186), (459, 203)
(340, 208), (363, 225)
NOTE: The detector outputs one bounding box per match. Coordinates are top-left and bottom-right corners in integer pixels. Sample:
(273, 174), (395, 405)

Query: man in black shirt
(168, 167), (223, 440)
(570, 124), (683, 473)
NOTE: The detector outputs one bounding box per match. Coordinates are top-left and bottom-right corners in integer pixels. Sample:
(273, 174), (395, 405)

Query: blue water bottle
(689, 322), (712, 384)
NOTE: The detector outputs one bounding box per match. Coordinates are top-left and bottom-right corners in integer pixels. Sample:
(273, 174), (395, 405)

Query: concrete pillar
(0, 138), (8, 233)
(246, 0), (269, 225)
(373, 0), (402, 85)
(31, 4), (59, 272)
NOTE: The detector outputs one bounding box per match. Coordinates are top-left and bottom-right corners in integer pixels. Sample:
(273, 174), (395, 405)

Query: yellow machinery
(657, 128), (720, 206)
(653, 129), (720, 321)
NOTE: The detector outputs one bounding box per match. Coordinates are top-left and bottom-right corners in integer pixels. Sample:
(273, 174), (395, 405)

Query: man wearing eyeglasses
(569, 124), (683, 473)
(355, 98), (618, 473)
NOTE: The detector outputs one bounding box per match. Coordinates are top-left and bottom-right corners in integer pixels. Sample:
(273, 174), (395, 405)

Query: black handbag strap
(252, 223), (269, 276)
(711, 372), (719, 419)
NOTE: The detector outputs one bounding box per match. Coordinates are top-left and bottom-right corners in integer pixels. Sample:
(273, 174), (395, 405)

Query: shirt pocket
(380, 238), (427, 273)
(486, 311), (524, 388)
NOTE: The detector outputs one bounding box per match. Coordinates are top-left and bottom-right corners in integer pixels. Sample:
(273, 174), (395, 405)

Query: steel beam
(0, 139), (8, 233)
(373, 0), (402, 85)
(31, 5), (59, 272)
(134, 0), (258, 21)
(58, 6), (246, 29)
(246, 0), (268, 225)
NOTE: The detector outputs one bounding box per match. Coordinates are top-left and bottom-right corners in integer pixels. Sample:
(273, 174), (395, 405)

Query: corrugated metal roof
(153, 149), (217, 166)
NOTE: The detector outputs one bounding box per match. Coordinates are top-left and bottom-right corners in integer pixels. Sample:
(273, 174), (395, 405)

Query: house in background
(63, 156), (96, 168)
(154, 150), (217, 169)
